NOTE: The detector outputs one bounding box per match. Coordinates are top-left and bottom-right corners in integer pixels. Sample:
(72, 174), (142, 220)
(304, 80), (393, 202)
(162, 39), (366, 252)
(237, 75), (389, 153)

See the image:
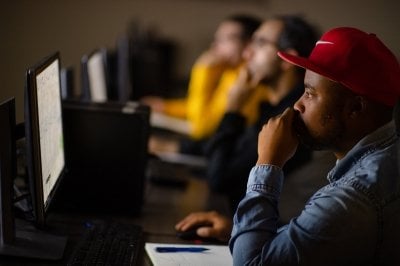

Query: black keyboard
(68, 221), (143, 266)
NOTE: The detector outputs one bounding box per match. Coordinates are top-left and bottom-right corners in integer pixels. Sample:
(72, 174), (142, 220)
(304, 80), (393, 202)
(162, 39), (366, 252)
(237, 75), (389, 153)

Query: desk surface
(1, 150), (335, 265)
(1, 170), (230, 266)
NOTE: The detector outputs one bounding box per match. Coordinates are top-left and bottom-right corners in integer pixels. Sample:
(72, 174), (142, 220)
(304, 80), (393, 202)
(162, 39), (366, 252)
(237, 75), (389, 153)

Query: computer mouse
(176, 227), (200, 240)
(176, 225), (219, 242)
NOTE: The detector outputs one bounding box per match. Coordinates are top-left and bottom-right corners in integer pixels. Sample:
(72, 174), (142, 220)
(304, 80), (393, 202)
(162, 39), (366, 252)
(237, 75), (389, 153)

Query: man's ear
(349, 96), (367, 119)
(281, 49), (298, 70)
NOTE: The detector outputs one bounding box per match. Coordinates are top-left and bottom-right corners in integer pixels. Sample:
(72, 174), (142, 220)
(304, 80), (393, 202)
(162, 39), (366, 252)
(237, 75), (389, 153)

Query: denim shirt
(230, 121), (400, 266)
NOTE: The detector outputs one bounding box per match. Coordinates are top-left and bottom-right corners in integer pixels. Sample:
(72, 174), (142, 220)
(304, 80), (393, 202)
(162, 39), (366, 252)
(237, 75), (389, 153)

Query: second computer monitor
(24, 51), (66, 227)
(81, 48), (109, 102)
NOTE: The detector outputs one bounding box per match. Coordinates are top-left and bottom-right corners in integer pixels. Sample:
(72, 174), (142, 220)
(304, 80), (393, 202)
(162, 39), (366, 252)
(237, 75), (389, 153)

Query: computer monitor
(56, 100), (150, 214)
(81, 48), (109, 102)
(60, 66), (74, 100)
(25, 52), (66, 227)
(0, 94), (65, 260)
(20, 52), (67, 259)
(116, 35), (133, 102)
(0, 98), (17, 247)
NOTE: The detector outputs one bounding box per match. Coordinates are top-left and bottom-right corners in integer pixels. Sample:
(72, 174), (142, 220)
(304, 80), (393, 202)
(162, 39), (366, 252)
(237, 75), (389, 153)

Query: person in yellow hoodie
(142, 14), (269, 144)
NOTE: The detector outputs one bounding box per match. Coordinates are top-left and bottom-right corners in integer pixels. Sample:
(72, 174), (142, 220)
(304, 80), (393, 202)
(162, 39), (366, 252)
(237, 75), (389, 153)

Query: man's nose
(293, 98), (304, 113)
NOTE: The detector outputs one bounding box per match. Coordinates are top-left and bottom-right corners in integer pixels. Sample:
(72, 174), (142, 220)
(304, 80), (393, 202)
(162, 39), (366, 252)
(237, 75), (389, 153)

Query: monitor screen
(25, 52), (65, 226)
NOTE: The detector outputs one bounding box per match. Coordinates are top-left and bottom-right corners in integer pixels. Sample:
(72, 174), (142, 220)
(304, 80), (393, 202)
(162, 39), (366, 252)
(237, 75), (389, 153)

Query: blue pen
(155, 247), (209, 253)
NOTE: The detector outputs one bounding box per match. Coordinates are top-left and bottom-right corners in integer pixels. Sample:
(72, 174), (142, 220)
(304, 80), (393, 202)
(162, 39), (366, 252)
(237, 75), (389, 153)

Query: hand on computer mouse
(175, 211), (233, 242)
(176, 225), (209, 241)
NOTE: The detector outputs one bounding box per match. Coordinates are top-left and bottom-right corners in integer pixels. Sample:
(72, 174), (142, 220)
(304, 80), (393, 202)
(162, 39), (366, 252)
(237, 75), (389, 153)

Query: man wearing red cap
(230, 27), (400, 265)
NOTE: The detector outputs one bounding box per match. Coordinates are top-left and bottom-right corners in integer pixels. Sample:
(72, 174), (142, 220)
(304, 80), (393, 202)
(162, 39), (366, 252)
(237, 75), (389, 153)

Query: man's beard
(293, 111), (344, 151)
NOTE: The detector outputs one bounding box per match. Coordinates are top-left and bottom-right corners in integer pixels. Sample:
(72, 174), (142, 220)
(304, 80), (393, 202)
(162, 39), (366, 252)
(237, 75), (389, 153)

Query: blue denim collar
(327, 120), (397, 183)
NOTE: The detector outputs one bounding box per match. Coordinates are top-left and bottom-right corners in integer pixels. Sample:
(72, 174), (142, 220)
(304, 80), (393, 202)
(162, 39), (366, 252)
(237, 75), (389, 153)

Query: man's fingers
(196, 227), (213, 238)
(274, 107), (293, 120)
(175, 213), (211, 231)
(197, 226), (230, 242)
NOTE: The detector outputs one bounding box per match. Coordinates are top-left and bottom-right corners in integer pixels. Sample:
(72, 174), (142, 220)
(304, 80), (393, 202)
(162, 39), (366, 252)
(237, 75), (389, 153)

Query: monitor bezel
(24, 51), (66, 227)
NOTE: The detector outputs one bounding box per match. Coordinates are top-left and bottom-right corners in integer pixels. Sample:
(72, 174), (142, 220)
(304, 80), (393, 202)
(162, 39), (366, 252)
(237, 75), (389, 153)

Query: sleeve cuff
(247, 164), (284, 198)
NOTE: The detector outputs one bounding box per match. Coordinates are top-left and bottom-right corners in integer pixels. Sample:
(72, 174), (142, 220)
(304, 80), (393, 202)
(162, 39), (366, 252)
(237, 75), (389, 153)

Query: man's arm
(229, 108), (377, 265)
(205, 66), (261, 194)
(205, 112), (253, 191)
(186, 50), (226, 139)
(229, 108), (297, 264)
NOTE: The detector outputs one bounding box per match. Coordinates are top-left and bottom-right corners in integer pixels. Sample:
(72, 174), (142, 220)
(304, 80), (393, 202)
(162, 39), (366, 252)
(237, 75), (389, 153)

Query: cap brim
(278, 51), (340, 83)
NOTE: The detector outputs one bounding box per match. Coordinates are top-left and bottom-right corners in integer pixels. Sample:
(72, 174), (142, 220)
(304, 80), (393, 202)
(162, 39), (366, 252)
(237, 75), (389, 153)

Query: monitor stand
(0, 218), (67, 260)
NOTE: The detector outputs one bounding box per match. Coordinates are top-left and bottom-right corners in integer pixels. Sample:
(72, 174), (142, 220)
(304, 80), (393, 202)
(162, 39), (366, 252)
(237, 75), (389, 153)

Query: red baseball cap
(278, 27), (400, 106)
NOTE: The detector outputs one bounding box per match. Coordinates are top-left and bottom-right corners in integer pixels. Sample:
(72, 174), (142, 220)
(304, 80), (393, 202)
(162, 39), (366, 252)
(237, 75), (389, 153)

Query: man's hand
(226, 66), (258, 112)
(175, 211), (233, 242)
(195, 48), (226, 67)
(140, 96), (165, 112)
(256, 108), (299, 167)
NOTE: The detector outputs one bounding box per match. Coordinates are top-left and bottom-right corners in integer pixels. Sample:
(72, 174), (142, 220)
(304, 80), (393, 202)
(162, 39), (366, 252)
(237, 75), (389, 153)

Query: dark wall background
(1, 0), (399, 122)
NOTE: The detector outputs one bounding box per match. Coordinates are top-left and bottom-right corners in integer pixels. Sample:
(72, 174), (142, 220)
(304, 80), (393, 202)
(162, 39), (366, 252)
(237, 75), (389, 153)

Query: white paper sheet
(145, 242), (233, 266)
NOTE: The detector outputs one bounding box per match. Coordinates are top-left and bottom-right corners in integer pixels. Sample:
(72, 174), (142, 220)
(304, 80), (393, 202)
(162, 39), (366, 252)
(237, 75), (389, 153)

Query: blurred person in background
(142, 14), (270, 154)
(205, 14), (318, 211)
